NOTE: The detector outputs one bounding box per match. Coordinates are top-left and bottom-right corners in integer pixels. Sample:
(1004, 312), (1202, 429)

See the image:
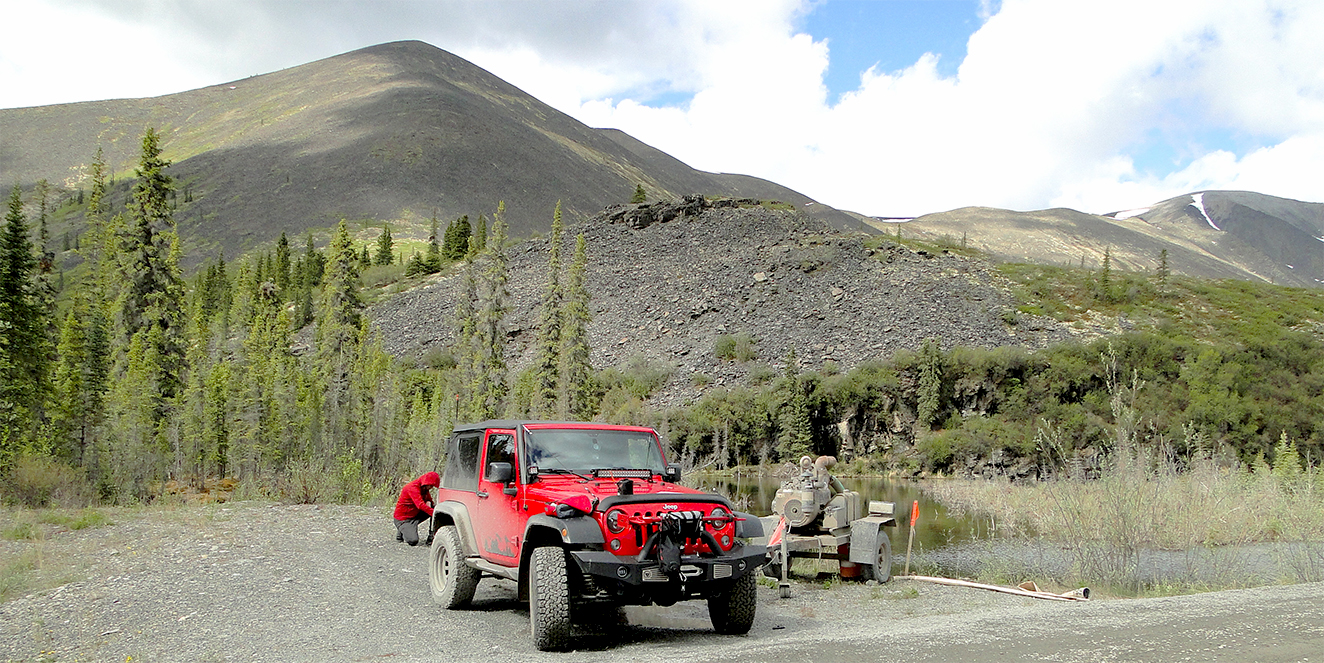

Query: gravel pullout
(3, 502), (1322, 662)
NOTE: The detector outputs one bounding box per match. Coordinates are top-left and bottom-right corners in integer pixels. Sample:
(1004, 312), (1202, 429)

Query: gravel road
(3, 502), (1321, 662)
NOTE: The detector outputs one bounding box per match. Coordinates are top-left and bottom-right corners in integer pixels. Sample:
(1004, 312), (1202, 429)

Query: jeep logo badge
(662, 504), (679, 510)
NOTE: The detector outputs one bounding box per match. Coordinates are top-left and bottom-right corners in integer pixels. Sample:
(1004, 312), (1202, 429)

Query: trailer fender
(848, 518), (887, 565)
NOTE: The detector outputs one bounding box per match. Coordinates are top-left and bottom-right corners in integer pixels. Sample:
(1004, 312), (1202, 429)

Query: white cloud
(562, 0), (1324, 215)
(4, 0), (1324, 216)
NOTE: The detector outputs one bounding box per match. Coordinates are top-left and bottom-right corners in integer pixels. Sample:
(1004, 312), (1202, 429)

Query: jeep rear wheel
(530, 546), (572, 651)
(430, 525), (480, 608)
(708, 572), (757, 635)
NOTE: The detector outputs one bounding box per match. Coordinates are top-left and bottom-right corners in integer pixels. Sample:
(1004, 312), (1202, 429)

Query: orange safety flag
(910, 500), (919, 527)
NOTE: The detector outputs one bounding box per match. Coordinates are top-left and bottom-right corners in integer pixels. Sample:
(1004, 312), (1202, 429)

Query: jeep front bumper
(570, 544), (767, 586)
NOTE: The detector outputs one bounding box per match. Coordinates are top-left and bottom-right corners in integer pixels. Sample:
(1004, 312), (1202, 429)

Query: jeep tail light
(605, 508), (627, 534)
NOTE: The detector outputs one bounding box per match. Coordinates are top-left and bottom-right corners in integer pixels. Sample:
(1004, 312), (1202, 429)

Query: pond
(690, 474), (1000, 575)
(690, 475), (1310, 589)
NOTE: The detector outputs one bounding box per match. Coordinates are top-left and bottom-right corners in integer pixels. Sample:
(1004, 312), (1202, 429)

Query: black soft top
(451, 420), (649, 433)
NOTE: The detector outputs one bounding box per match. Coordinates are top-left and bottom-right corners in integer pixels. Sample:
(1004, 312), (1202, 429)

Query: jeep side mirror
(664, 465), (681, 483)
(486, 462), (513, 484)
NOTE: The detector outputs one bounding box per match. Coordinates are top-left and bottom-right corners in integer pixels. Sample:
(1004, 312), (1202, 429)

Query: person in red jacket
(394, 471), (440, 546)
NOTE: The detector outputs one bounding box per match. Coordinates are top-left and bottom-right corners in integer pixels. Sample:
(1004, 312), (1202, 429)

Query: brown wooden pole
(904, 500), (918, 576)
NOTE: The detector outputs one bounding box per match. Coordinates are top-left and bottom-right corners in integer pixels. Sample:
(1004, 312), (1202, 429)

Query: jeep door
(473, 429), (522, 566)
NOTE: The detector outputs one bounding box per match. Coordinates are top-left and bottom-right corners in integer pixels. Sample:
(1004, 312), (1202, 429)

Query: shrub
(596, 356), (673, 399)
(1, 455), (92, 508)
(714, 333), (758, 362)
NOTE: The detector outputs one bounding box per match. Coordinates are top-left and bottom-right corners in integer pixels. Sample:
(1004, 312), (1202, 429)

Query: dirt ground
(2, 501), (1321, 662)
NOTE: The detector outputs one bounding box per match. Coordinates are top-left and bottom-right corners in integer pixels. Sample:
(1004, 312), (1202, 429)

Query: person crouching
(394, 471), (440, 546)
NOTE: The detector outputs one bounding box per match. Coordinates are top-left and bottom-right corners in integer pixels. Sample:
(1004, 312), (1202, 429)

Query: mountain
(889, 191), (1324, 288)
(0, 40), (858, 264)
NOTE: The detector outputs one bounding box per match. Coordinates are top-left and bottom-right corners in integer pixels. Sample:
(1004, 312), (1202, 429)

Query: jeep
(426, 420), (766, 651)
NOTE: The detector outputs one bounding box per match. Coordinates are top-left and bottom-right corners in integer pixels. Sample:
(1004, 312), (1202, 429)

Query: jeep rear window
(524, 429), (666, 474)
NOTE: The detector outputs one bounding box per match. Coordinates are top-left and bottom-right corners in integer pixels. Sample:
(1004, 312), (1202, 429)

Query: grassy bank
(923, 445), (1324, 596)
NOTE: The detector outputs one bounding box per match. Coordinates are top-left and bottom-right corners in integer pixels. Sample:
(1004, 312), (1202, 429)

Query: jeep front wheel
(708, 572), (757, 635)
(430, 525), (480, 608)
(529, 546), (572, 651)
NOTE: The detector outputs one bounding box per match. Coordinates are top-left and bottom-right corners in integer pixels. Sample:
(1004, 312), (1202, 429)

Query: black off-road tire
(429, 525), (480, 608)
(530, 546), (573, 651)
(860, 532), (893, 583)
(708, 572), (757, 635)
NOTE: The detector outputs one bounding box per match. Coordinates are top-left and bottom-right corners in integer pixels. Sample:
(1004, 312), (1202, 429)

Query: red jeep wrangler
(426, 420), (766, 651)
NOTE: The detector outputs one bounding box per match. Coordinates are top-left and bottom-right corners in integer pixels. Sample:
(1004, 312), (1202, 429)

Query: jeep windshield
(524, 428), (666, 475)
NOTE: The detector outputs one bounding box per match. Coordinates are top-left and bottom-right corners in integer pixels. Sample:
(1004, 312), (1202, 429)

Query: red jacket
(394, 471), (440, 520)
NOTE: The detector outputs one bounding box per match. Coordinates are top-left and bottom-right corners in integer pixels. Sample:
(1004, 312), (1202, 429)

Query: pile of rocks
(371, 198), (1071, 406)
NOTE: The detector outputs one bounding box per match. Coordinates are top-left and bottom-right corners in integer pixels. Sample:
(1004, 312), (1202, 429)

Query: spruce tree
(471, 215), (487, 255)
(317, 221), (364, 451)
(1100, 246), (1113, 304)
(374, 225), (394, 266)
(444, 215), (472, 261)
(631, 183), (647, 204)
(468, 203), (510, 419)
(775, 348), (811, 461)
(0, 185), (52, 459)
(275, 232), (291, 294)
(118, 127), (186, 406)
(529, 201), (565, 418)
(424, 215), (442, 273)
(303, 232), (325, 287)
(559, 233), (594, 419)
(80, 147), (115, 303)
(50, 308), (87, 461)
(450, 245), (480, 421)
(916, 338), (944, 429)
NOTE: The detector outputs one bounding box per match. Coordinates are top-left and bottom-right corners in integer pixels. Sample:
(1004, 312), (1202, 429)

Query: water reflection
(690, 475), (1000, 557)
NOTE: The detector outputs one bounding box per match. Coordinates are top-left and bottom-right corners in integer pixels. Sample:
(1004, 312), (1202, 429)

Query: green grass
(997, 263), (1324, 347)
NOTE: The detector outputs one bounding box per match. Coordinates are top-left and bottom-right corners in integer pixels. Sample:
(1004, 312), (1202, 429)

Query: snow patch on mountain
(1111, 207), (1151, 220)
(1190, 193), (1220, 231)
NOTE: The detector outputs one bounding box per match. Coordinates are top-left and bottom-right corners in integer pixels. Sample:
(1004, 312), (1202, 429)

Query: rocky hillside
(373, 198), (1073, 405)
(1, 41), (858, 266)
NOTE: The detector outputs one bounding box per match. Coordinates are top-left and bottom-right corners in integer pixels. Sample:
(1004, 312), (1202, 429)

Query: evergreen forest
(4, 129), (1324, 508)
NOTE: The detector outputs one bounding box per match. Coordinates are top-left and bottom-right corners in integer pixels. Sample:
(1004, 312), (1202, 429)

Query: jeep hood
(526, 476), (705, 511)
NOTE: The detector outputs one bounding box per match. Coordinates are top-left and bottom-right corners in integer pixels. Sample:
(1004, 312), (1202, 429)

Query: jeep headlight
(709, 506), (729, 525)
(605, 508), (628, 534)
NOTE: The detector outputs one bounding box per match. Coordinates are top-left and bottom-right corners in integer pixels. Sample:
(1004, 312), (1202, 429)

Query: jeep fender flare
(430, 501), (478, 556)
(516, 515), (604, 602)
(733, 510), (764, 539)
(523, 514), (604, 547)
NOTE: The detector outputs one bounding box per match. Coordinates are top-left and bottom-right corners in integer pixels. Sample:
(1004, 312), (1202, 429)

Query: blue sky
(3, 0), (1323, 216)
(803, 1), (982, 101)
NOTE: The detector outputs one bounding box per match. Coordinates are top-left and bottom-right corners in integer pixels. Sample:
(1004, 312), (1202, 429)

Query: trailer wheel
(861, 533), (892, 583)
(530, 546), (573, 651)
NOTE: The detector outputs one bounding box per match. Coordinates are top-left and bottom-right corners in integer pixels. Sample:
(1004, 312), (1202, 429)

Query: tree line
(0, 128), (593, 505)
